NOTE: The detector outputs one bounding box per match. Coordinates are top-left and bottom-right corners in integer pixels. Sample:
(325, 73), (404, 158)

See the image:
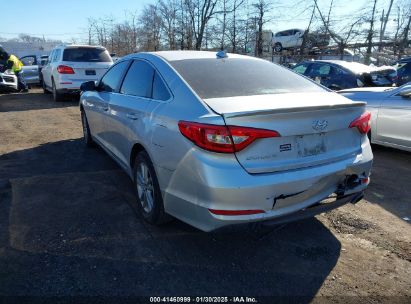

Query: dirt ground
(0, 88), (410, 303)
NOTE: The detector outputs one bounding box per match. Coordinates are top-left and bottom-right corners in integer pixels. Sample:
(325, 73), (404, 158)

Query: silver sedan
(80, 51), (373, 232)
(339, 84), (411, 152)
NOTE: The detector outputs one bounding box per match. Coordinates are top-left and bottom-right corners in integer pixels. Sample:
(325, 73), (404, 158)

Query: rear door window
(99, 60), (130, 92)
(120, 60), (155, 98)
(63, 48), (112, 62)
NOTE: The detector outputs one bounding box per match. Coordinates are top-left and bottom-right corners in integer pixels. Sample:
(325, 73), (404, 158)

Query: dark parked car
(395, 57), (411, 86)
(293, 60), (396, 90)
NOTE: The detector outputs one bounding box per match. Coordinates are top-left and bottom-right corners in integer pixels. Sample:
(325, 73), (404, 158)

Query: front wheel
(133, 151), (171, 225)
(81, 110), (94, 147)
(274, 43), (282, 53)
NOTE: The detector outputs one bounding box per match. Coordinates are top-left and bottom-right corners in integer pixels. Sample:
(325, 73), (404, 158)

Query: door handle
(126, 113), (139, 120)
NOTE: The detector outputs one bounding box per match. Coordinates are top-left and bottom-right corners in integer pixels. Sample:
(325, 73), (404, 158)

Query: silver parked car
(339, 84), (411, 152)
(80, 51), (373, 232)
(19, 54), (49, 86)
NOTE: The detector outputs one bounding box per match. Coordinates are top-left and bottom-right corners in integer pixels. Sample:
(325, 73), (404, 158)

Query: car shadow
(366, 144), (411, 221)
(0, 139), (341, 300)
(0, 92), (78, 112)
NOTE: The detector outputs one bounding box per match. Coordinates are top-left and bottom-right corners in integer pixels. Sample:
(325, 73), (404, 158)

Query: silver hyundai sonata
(80, 51), (373, 232)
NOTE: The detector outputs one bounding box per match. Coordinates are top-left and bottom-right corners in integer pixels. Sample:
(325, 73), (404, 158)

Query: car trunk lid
(60, 61), (112, 81)
(204, 92), (366, 174)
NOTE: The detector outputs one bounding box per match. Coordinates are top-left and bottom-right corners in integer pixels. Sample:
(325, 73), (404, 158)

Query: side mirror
(399, 88), (411, 98)
(80, 81), (96, 92)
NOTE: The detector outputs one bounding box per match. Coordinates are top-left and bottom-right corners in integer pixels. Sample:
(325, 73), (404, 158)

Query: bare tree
(185, 0), (221, 50)
(225, 0), (245, 53)
(399, 14), (411, 57)
(300, 3), (316, 55)
(252, 0), (271, 57)
(379, 0), (394, 49)
(159, 0), (179, 49)
(138, 4), (163, 51)
(314, 0), (363, 58)
(364, 0), (378, 64)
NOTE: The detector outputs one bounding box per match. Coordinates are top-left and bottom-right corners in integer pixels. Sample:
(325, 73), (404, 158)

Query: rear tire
(52, 79), (63, 102)
(274, 43), (282, 53)
(42, 79), (50, 94)
(133, 151), (171, 226)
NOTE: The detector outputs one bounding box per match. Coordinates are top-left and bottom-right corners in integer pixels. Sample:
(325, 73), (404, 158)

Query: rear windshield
(170, 58), (324, 99)
(63, 48), (112, 63)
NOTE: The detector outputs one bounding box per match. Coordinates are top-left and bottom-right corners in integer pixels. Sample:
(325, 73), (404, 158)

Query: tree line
(84, 0), (410, 61)
(2, 0), (410, 63)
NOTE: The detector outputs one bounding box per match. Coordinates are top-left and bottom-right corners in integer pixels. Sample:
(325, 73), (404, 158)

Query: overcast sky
(0, 0), (400, 42)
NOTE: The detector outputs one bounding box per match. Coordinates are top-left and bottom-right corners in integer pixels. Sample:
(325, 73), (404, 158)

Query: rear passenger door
(105, 59), (162, 169)
(307, 63), (335, 89)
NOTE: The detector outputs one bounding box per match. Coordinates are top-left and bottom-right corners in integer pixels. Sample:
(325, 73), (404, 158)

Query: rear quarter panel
(133, 55), (226, 188)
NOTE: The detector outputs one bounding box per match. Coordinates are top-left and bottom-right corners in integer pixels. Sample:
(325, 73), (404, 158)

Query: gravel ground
(0, 89), (410, 303)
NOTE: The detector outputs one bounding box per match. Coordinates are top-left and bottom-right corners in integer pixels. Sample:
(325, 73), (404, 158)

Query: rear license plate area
(85, 70), (96, 76)
(296, 133), (327, 157)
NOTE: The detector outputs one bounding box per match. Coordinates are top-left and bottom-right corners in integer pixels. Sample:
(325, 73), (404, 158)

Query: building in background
(0, 41), (56, 58)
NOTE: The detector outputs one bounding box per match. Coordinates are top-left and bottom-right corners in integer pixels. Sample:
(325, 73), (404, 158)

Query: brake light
(209, 209), (265, 216)
(57, 65), (75, 74)
(178, 121), (280, 153)
(349, 111), (371, 134)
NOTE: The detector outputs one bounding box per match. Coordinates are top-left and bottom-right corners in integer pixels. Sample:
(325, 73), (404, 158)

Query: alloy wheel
(136, 163), (154, 213)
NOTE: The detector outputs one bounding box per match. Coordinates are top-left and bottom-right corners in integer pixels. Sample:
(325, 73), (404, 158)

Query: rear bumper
(161, 139), (373, 232)
(55, 77), (99, 92)
(56, 88), (81, 95)
(248, 191), (364, 228)
(212, 191), (364, 233)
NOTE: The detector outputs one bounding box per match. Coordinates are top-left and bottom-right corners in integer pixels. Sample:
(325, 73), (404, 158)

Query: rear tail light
(209, 209), (265, 216)
(178, 121), (280, 153)
(57, 65), (75, 74)
(349, 111), (371, 134)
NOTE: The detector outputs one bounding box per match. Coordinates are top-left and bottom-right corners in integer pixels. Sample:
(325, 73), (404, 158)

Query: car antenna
(216, 50), (228, 59)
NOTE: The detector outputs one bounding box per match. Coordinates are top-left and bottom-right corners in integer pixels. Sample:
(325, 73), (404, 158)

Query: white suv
(272, 29), (330, 53)
(42, 45), (113, 101)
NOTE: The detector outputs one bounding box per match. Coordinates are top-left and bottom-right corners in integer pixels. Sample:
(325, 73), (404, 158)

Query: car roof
(127, 51), (259, 62)
(276, 28), (303, 32)
(56, 44), (107, 50)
